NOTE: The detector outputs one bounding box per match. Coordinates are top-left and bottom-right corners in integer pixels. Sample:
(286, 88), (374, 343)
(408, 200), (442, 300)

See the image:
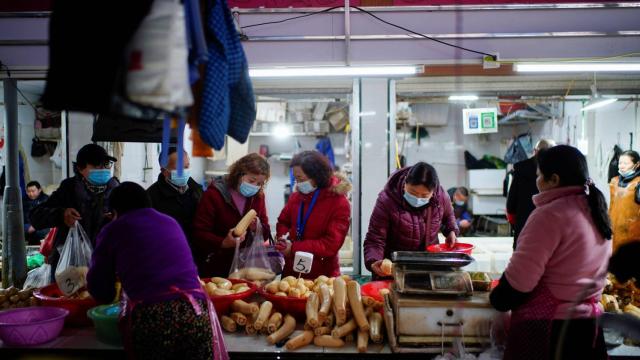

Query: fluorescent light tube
(272, 124), (292, 139)
(515, 63), (640, 72)
(449, 95), (479, 101)
(249, 66), (420, 78)
(581, 97), (618, 111)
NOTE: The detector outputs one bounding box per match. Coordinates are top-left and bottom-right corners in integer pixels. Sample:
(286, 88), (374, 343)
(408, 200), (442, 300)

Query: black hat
(76, 144), (117, 167)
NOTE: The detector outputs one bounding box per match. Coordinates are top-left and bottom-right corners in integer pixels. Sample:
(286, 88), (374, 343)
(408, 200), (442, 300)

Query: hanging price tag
(293, 251), (314, 274)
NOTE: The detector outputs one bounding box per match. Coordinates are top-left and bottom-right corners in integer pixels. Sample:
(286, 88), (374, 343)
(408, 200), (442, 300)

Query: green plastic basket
(87, 304), (122, 346)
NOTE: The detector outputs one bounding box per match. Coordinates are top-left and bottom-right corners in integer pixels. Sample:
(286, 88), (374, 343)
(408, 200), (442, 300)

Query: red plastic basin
(0, 307), (69, 346)
(33, 284), (96, 327)
(201, 278), (257, 317)
(257, 287), (307, 322)
(361, 280), (393, 303)
(426, 242), (475, 255)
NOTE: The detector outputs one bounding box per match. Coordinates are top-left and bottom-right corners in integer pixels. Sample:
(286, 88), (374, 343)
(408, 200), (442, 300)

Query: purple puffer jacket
(363, 167), (458, 271)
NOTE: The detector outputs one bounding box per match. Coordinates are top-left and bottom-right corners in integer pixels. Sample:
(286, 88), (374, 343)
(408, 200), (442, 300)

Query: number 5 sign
(293, 251), (314, 274)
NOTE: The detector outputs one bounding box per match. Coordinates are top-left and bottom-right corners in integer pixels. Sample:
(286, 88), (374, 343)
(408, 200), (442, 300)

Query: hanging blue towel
(200, 0), (256, 150)
(315, 136), (335, 167)
(184, 0), (208, 85)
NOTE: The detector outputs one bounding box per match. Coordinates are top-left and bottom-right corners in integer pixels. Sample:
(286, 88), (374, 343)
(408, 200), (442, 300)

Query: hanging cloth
(199, 0), (256, 150)
(315, 136), (335, 167)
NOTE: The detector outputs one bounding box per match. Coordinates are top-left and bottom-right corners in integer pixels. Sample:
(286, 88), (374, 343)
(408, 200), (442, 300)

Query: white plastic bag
(126, 0), (193, 111)
(55, 221), (93, 296)
(228, 219), (276, 282)
(23, 264), (52, 290)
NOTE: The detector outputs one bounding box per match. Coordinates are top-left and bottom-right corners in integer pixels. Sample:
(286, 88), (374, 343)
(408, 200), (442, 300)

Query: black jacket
(146, 174), (203, 243)
(30, 175), (119, 280)
(23, 192), (49, 229)
(506, 157), (538, 249)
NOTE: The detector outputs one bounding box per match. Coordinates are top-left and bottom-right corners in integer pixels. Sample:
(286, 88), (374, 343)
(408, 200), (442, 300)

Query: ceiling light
(581, 97), (617, 112)
(449, 95), (479, 101)
(581, 83), (618, 112)
(272, 124), (292, 139)
(249, 66), (422, 78)
(515, 63), (640, 72)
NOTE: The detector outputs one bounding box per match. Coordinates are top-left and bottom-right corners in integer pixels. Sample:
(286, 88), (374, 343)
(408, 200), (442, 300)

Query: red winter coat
(192, 177), (270, 278)
(363, 167), (458, 272)
(276, 175), (351, 279)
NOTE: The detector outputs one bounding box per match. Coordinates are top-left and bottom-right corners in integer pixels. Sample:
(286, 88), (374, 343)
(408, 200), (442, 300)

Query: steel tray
(391, 251), (474, 269)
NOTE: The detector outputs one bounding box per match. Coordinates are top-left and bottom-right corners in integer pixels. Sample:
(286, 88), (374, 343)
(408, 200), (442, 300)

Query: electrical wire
(241, 6), (497, 60)
(241, 6), (342, 29)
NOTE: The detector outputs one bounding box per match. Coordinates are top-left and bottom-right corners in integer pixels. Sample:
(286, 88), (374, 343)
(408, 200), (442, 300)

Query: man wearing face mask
(447, 186), (473, 235)
(147, 147), (203, 245)
(30, 143), (119, 281)
(364, 162), (458, 279)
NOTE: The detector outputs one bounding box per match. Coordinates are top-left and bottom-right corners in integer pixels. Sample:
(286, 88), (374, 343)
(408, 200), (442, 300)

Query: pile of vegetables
(602, 274), (640, 314)
(200, 277), (252, 296)
(0, 287), (38, 310)
(219, 275), (386, 353)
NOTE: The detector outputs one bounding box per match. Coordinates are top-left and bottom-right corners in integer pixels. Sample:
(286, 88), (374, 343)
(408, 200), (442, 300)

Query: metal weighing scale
(384, 251), (499, 353)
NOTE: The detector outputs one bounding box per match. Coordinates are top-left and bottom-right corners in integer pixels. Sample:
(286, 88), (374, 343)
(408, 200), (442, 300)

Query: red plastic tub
(201, 278), (257, 317)
(257, 287), (307, 321)
(361, 280), (393, 302)
(427, 242), (475, 255)
(33, 284), (97, 327)
(0, 307), (69, 346)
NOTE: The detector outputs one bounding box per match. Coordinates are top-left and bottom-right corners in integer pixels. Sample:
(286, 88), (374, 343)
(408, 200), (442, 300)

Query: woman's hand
(221, 229), (246, 248)
(275, 237), (292, 257)
(445, 231), (458, 248)
(370, 260), (388, 277)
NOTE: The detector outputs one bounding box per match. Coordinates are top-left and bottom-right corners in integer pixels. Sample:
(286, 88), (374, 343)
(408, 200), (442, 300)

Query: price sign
(55, 266), (88, 296)
(293, 251), (314, 274)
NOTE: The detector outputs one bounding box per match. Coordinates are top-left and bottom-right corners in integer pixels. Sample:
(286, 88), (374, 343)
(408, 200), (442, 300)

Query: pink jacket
(505, 186), (612, 319)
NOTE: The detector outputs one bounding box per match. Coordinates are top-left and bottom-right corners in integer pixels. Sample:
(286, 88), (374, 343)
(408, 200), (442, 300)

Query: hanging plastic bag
(55, 221), (93, 296)
(23, 264), (52, 290)
(228, 219), (277, 282)
(126, 0), (193, 111)
(504, 133), (532, 164)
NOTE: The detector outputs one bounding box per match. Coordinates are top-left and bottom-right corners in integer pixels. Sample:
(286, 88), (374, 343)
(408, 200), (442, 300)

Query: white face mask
(297, 180), (316, 194)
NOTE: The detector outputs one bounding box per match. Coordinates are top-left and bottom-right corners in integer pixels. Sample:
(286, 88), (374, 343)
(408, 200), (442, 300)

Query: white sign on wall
(463, 108), (498, 134)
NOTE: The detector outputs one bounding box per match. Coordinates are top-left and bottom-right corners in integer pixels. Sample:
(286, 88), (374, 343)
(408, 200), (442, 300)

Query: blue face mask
(169, 169), (191, 187)
(87, 169), (111, 186)
(619, 169), (636, 177)
(403, 191), (430, 208)
(454, 200), (466, 207)
(297, 180), (317, 194)
(239, 182), (260, 197)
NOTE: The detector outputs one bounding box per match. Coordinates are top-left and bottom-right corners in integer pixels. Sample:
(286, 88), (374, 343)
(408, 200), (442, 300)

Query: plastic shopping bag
(126, 0), (193, 111)
(228, 219), (277, 282)
(54, 221), (93, 296)
(23, 264), (52, 290)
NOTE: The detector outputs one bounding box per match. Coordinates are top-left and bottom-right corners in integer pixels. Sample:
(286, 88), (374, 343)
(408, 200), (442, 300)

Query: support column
(351, 78), (396, 275)
(2, 79), (27, 288)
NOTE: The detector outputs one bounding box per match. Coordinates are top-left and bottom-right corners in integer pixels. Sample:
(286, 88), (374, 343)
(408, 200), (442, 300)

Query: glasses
(93, 161), (113, 169)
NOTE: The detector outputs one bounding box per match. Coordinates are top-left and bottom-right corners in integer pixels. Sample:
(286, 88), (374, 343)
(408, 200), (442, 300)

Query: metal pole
(2, 79), (27, 288)
(344, 0), (351, 66)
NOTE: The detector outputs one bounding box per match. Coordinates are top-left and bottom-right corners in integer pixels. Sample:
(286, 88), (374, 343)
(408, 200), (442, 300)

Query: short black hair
(405, 162), (439, 190)
(109, 182), (151, 216)
(290, 151), (333, 189)
(26, 181), (41, 189)
(457, 186), (469, 197)
(621, 150), (640, 164)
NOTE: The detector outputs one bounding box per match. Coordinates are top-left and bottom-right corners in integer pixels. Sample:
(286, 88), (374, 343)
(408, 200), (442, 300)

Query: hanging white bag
(54, 221), (93, 296)
(126, 0), (193, 111)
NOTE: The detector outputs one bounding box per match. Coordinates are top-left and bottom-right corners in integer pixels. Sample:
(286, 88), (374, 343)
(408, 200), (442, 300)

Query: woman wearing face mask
(609, 150), (640, 253)
(275, 151), (351, 279)
(490, 145), (611, 359)
(364, 162), (458, 279)
(30, 143), (120, 282)
(192, 153), (271, 277)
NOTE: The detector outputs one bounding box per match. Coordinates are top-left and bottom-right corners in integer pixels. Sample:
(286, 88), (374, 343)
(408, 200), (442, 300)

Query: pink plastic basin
(0, 307), (69, 346)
